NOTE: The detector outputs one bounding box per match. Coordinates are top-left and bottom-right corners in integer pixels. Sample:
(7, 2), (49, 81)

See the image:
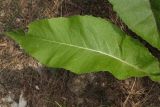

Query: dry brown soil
(0, 0), (160, 107)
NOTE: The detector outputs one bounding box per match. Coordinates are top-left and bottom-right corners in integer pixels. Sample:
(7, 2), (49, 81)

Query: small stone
(16, 18), (21, 22)
(19, 92), (27, 107)
(35, 85), (40, 90)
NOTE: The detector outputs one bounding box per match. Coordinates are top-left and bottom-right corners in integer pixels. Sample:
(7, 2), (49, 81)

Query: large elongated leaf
(5, 16), (160, 81)
(109, 0), (160, 50)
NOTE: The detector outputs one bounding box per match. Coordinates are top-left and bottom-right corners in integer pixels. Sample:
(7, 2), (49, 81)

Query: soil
(0, 0), (160, 107)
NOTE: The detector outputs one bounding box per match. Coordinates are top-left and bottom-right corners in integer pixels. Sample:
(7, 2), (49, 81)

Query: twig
(123, 78), (136, 107)
(55, 101), (63, 107)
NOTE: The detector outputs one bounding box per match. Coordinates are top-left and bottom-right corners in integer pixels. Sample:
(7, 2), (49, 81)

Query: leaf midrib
(27, 36), (145, 73)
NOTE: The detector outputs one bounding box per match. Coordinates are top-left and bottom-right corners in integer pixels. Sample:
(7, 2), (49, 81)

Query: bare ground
(0, 0), (160, 107)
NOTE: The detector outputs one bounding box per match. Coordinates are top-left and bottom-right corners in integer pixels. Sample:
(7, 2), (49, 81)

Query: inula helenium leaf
(150, 0), (160, 31)
(109, 0), (160, 50)
(5, 16), (160, 81)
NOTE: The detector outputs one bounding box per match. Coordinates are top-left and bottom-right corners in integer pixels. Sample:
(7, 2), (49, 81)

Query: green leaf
(150, 0), (160, 32)
(5, 16), (160, 81)
(109, 0), (160, 50)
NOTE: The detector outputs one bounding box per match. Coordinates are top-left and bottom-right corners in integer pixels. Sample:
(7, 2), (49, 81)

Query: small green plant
(5, 0), (160, 81)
